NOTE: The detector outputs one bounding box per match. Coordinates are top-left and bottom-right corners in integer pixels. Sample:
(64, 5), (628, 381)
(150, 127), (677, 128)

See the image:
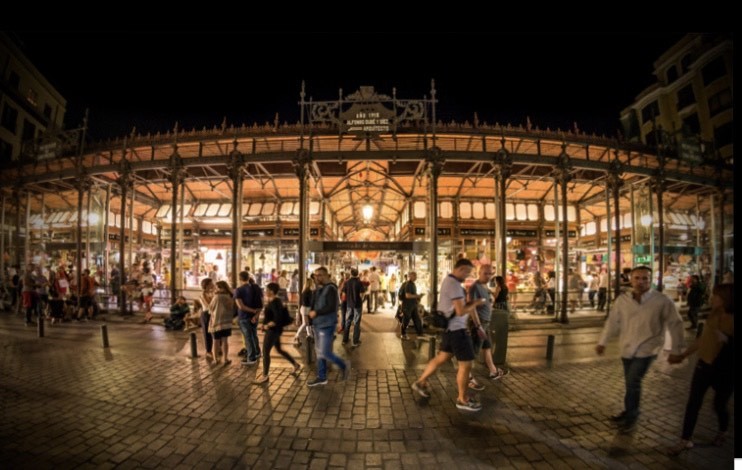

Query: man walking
(342, 268), (366, 347)
(400, 271), (425, 340)
(595, 265), (685, 433)
(367, 266), (380, 313)
(411, 258), (485, 411)
(467, 264), (509, 380)
(308, 266), (348, 386)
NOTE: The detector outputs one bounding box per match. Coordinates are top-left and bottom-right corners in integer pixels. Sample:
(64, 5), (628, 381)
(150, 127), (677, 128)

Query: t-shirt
(401, 281), (418, 314)
(234, 282), (262, 320)
(468, 281), (492, 322)
(438, 274), (467, 331)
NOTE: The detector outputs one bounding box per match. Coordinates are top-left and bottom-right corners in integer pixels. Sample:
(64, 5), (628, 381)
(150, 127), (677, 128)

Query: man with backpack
(400, 272), (425, 340)
(342, 268), (366, 347)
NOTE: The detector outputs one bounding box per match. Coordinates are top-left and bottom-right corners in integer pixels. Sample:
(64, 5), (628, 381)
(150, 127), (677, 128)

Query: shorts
(440, 329), (475, 361)
(471, 320), (492, 355)
(213, 329), (232, 339)
(79, 295), (94, 309)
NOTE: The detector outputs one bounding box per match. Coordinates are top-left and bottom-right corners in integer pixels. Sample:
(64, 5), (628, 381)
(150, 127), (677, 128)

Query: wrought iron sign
(301, 84), (436, 139)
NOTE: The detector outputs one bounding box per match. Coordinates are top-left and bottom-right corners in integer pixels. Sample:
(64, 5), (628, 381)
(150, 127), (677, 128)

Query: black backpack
(278, 304), (293, 327)
(398, 282), (408, 301)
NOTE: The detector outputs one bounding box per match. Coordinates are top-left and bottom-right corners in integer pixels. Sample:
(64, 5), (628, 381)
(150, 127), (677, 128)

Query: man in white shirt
(595, 265), (684, 433)
(411, 258), (485, 412)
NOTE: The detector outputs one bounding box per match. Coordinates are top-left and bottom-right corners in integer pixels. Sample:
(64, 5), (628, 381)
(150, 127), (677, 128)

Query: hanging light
(362, 204), (374, 221)
(640, 214), (653, 227)
(216, 252), (223, 260)
(88, 212), (100, 225)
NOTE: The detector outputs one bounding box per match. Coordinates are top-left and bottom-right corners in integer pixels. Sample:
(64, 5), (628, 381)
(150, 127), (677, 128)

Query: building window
(681, 113), (700, 136)
(0, 138), (12, 162)
(676, 84), (695, 110)
(714, 121), (733, 148)
(641, 101), (660, 123)
(680, 54), (692, 73)
(1, 104), (18, 134)
(8, 70), (20, 90)
(440, 201), (453, 218)
(702, 57), (726, 86)
(22, 119), (37, 143)
(26, 88), (38, 107)
(708, 89), (732, 117)
(666, 65), (678, 83)
(43, 104), (52, 119)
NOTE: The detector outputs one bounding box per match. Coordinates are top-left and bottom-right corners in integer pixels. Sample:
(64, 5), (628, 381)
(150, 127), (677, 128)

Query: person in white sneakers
(411, 258), (485, 411)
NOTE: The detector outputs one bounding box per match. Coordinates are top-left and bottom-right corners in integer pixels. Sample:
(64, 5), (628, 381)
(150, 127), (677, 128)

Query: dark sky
(10, 31), (685, 141)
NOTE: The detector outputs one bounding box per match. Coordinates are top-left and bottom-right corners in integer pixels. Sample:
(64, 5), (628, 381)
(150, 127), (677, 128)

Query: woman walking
(199, 278), (216, 360)
(255, 283), (302, 384)
(208, 280), (234, 365)
(294, 277), (314, 346)
(667, 283), (734, 455)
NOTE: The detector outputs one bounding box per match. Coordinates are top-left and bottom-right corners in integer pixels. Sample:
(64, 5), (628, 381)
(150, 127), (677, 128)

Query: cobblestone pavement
(0, 312), (734, 469)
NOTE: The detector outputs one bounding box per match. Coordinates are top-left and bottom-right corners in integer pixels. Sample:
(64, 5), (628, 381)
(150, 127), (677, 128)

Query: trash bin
(491, 308), (509, 365)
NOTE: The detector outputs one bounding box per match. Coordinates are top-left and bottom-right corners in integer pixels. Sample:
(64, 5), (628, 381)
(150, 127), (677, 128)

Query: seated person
(164, 295), (190, 330)
(185, 299), (203, 330)
(48, 291), (66, 325)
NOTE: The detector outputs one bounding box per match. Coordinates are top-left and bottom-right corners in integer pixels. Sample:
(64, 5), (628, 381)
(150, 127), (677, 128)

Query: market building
(0, 34), (733, 324)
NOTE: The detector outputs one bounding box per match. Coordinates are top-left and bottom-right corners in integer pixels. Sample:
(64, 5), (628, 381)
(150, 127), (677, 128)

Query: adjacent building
(620, 33), (733, 164)
(0, 33), (67, 164)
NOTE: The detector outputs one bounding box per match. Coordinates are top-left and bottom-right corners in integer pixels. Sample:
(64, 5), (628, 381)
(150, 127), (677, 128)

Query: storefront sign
(108, 234), (129, 242)
(460, 228), (495, 236)
(414, 228), (452, 236)
(200, 229), (233, 237)
(507, 229), (537, 237)
(283, 228), (299, 236)
(610, 235), (632, 243)
(310, 228), (319, 236)
(544, 230), (576, 238)
(310, 241), (427, 252)
(241, 229), (274, 237)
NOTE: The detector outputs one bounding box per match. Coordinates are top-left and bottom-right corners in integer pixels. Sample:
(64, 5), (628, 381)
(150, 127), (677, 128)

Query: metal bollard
(37, 316), (44, 338)
(546, 334), (555, 359)
(100, 324), (109, 348)
(428, 335), (437, 360)
(190, 331), (198, 358)
(696, 322), (704, 339)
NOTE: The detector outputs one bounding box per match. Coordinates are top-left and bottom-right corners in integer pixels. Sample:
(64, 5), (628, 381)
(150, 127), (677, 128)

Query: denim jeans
(239, 316), (260, 361)
(200, 311), (212, 353)
(314, 325), (346, 380)
(621, 355), (656, 423)
(343, 307), (362, 343)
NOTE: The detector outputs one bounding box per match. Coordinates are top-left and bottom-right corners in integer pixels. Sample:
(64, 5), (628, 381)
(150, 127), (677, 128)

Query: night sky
(10, 31), (685, 142)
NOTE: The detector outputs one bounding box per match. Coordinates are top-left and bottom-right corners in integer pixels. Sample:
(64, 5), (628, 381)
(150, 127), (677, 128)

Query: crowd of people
(2, 254), (733, 456)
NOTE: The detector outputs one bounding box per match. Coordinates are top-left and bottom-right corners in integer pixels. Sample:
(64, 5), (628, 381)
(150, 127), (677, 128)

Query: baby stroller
(529, 287), (547, 314)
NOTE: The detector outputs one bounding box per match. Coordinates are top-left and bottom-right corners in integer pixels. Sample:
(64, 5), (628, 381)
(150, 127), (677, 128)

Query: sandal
(667, 440), (693, 456)
(712, 432), (727, 446)
(254, 375), (269, 384)
(292, 364), (304, 377)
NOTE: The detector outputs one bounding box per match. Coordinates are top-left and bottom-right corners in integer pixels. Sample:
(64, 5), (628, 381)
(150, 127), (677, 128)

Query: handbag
(431, 310), (452, 329)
